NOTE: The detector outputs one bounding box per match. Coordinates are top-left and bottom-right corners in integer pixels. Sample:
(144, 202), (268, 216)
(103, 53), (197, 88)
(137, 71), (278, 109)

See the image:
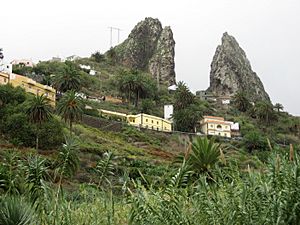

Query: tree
(255, 101), (277, 125)
(91, 51), (105, 63)
(56, 90), (84, 133)
(115, 70), (157, 107)
(174, 81), (195, 111)
(274, 103), (284, 112)
(26, 94), (53, 151)
(232, 91), (251, 112)
(0, 84), (26, 108)
(140, 99), (155, 114)
(12, 64), (33, 77)
(52, 61), (82, 93)
(243, 131), (268, 152)
(173, 102), (204, 132)
(173, 82), (206, 132)
(106, 47), (117, 64)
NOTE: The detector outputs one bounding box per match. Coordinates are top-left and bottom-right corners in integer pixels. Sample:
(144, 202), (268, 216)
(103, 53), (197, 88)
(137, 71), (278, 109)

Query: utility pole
(0, 48), (4, 72)
(108, 27), (122, 47)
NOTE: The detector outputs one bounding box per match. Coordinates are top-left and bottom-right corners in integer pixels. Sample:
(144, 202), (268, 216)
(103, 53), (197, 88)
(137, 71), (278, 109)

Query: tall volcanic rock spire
(111, 17), (176, 86)
(208, 32), (270, 102)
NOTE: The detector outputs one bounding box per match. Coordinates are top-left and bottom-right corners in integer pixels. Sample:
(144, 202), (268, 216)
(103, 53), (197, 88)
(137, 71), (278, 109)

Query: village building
(11, 59), (34, 67)
(100, 109), (173, 132)
(0, 68), (56, 106)
(66, 55), (81, 61)
(0, 72), (9, 85)
(10, 74), (56, 106)
(196, 90), (217, 102)
(199, 116), (233, 138)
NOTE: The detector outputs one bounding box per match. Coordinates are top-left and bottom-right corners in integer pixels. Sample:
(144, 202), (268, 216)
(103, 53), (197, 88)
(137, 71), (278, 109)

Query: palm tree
(116, 70), (148, 107)
(274, 103), (284, 112)
(187, 137), (221, 174)
(26, 94), (52, 150)
(255, 101), (276, 125)
(56, 90), (84, 133)
(232, 91), (251, 112)
(52, 62), (82, 93)
(174, 81), (195, 111)
(117, 72), (134, 104)
(132, 73), (147, 107)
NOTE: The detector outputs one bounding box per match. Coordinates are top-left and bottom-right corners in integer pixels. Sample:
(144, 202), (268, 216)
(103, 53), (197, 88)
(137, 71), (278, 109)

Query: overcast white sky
(1, 0), (299, 115)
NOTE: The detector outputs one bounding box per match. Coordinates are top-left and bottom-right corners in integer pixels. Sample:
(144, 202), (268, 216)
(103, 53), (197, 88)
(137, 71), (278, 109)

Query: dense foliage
(173, 82), (211, 132)
(0, 136), (299, 224)
(0, 85), (64, 149)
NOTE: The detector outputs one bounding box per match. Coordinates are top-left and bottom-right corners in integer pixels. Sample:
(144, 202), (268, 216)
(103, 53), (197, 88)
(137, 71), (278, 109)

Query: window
(151, 120), (153, 123)
(132, 119), (135, 123)
(146, 119), (148, 122)
(225, 133), (227, 137)
(152, 126), (154, 130)
(157, 128), (159, 131)
(157, 121), (159, 125)
(217, 125), (222, 129)
(164, 127), (167, 130)
(4, 78), (7, 83)
(218, 133), (221, 136)
(225, 126), (228, 129)
(210, 125), (213, 128)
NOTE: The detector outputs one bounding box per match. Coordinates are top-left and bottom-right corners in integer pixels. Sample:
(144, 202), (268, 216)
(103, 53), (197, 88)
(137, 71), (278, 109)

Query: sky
(1, 0), (299, 115)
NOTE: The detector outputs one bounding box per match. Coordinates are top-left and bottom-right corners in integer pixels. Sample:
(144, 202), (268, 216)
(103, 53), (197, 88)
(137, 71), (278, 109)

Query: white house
(79, 64), (91, 70)
(164, 105), (173, 120)
(89, 70), (96, 76)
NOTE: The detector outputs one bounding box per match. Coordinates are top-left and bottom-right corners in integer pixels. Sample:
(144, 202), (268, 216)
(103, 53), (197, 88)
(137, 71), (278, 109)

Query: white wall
(164, 105), (173, 120)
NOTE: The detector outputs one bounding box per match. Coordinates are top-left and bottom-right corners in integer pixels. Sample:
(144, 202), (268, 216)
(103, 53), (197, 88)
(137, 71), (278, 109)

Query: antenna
(108, 27), (122, 47)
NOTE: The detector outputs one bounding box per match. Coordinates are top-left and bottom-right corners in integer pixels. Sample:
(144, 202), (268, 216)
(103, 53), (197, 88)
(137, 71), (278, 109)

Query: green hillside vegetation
(1, 54), (299, 224)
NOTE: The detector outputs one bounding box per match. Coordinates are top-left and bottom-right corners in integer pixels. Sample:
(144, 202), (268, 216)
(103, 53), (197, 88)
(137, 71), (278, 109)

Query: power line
(108, 27), (122, 47)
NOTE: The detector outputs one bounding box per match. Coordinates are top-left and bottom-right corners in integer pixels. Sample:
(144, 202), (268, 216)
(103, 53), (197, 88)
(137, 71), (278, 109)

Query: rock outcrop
(208, 32), (270, 102)
(112, 17), (176, 86)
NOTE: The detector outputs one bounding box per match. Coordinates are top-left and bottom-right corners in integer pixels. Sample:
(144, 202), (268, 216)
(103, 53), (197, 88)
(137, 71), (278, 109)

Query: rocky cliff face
(208, 32), (270, 102)
(112, 17), (176, 86)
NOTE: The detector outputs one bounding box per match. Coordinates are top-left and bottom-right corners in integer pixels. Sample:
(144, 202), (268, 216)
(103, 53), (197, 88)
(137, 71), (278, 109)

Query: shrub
(1, 113), (35, 147)
(243, 131), (268, 152)
(38, 118), (64, 150)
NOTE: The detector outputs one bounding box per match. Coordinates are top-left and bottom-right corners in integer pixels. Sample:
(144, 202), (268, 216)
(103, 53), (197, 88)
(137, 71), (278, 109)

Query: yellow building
(0, 72), (56, 106)
(100, 109), (173, 132)
(0, 72), (9, 85)
(199, 116), (232, 138)
(100, 109), (127, 121)
(127, 113), (172, 132)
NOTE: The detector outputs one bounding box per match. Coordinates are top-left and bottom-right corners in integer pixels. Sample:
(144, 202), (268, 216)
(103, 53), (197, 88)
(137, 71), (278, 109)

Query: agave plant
(0, 196), (37, 225)
(56, 136), (80, 178)
(95, 152), (115, 188)
(23, 155), (49, 203)
(0, 151), (24, 195)
(187, 137), (221, 174)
